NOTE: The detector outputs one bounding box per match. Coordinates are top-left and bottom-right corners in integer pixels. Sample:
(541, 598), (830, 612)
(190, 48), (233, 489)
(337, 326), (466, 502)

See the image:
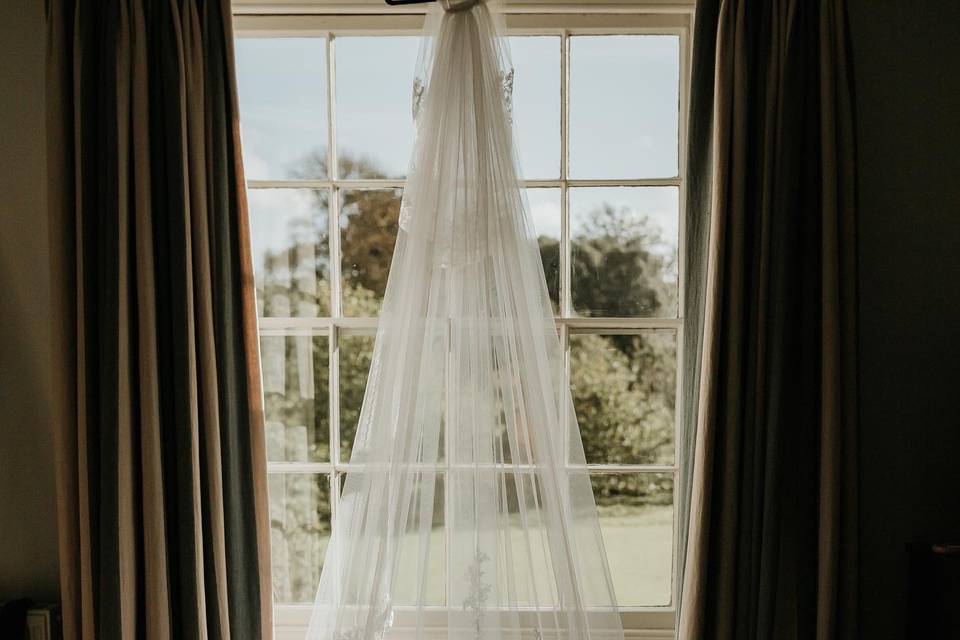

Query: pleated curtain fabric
(677, 0), (858, 638)
(46, 0), (272, 637)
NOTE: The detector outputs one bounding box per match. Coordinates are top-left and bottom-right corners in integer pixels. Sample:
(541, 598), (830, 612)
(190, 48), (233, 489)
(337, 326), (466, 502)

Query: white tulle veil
(306, 1), (624, 637)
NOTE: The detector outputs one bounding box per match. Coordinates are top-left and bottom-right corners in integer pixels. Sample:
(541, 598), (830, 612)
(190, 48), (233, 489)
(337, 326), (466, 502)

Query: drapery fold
(678, 0), (858, 638)
(46, 0), (272, 637)
(675, 0), (722, 617)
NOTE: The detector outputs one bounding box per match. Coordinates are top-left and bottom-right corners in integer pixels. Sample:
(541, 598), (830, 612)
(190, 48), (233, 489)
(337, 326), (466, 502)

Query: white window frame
(234, 3), (692, 637)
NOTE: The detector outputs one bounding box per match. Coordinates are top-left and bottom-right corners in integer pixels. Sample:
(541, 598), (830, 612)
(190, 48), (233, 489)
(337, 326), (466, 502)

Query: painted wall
(848, 0), (960, 637)
(0, 0), (60, 604)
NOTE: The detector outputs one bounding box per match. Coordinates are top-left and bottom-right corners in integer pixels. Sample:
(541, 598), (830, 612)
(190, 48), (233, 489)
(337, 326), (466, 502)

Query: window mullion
(245, 177), (682, 191)
(327, 35), (342, 536)
(559, 30), (571, 320)
(444, 316), (452, 607)
(329, 331), (342, 478)
(327, 36), (342, 321)
(561, 321), (571, 469)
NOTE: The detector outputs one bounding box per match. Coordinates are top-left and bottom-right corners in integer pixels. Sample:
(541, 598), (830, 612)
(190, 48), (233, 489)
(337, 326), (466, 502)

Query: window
(234, 5), (690, 636)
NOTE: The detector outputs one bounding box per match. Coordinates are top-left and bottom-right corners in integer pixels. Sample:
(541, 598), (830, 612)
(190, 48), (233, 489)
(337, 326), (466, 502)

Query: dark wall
(848, 1), (960, 637)
(0, 0), (60, 603)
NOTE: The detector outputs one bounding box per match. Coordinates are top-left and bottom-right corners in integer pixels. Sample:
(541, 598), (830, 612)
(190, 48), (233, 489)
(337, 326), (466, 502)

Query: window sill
(273, 605), (675, 639)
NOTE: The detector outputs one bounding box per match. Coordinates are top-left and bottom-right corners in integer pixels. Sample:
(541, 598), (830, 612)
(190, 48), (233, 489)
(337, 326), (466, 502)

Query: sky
(235, 33), (681, 286)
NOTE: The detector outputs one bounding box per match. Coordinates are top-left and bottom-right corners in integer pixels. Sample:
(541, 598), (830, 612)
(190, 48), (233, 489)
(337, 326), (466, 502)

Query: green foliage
(341, 190), (401, 315)
(539, 203), (678, 505)
(338, 334), (375, 461)
(591, 474), (674, 517)
(570, 204), (677, 317)
(571, 333), (676, 466)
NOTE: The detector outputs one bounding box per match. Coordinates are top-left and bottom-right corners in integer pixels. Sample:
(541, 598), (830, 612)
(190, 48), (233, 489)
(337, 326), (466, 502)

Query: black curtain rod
(384, 0), (481, 11)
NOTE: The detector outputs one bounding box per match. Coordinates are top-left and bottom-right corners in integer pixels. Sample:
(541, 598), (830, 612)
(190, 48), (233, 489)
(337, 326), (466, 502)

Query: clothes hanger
(384, 0), (481, 10)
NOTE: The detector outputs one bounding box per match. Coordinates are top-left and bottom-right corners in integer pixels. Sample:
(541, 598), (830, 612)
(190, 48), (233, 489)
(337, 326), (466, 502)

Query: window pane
(269, 473), (332, 603)
(592, 473), (673, 606)
(570, 331), (676, 466)
(262, 335), (330, 462)
(569, 35), (679, 179)
(340, 188), (401, 317)
(355, 471), (445, 605)
(335, 37), (419, 179)
(509, 36), (560, 179)
(248, 188), (330, 317)
(495, 472), (558, 605)
(570, 187), (678, 318)
(236, 38), (328, 180)
(339, 334), (375, 462)
(525, 188), (561, 313)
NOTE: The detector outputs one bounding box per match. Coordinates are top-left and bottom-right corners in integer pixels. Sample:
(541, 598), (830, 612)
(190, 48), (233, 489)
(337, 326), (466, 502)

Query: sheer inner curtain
(677, 0), (858, 638)
(307, 2), (623, 639)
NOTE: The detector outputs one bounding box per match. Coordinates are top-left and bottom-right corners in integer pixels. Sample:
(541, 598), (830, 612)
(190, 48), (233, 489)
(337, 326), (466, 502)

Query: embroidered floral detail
(500, 68), (515, 122)
(412, 69), (514, 123)
(412, 77), (426, 120)
(462, 550), (492, 638)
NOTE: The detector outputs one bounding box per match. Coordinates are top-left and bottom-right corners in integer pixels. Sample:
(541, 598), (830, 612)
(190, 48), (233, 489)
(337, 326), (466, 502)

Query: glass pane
(340, 189), (401, 317)
(269, 473), (332, 603)
(335, 37), (420, 179)
(591, 473), (673, 607)
(235, 38), (328, 180)
(248, 188), (330, 317)
(570, 331), (676, 465)
(262, 335), (330, 462)
(509, 36), (561, 179)
(339, 334), (375, 461)
(569, 35), (680, 179)
(525, 188), (561, 313)
(495, 472), (558, 605)
(376, 471), (446, 605)
(570, 187), (678, 318)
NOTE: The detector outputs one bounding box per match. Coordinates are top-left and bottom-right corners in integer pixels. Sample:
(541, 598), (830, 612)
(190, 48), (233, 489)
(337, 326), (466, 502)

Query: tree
(340, 190), (400, 314)
(538, 203), (677, 505)
(539, 203), (676, 318)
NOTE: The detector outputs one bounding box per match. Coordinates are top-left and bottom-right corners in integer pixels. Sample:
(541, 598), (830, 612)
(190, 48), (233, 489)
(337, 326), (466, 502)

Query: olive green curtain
(677, 0), (858, 638)
(46, 0), (272, 637)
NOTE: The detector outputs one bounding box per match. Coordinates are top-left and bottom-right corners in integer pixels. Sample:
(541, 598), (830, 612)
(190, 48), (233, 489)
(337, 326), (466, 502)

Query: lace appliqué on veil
(410, 68), (514, 122)
(500, 68), (515, 122)
(411, 77), (426, 121)
(402, 69), (515, 234)
(462, 551), (492, 639)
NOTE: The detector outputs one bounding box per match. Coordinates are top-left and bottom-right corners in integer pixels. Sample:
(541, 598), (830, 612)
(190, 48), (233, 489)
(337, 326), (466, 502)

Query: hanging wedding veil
(307, 1), (624, 637)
